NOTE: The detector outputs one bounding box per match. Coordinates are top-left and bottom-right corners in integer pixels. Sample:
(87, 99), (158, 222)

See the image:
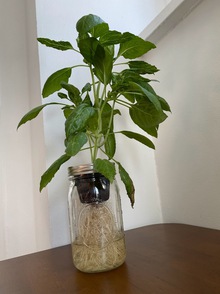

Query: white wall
(146, 0), (220, 229)
(35, 0), (171, 248)
(0, 0), (50, 260)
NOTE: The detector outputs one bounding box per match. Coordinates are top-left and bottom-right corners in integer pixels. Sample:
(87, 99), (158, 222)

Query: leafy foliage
(120, 131), (155, 150)
(17, 14), (170, 206)
(93, 158), (116, 183)
(42, 68), (72, 98)
(118, 162), (135, 207)
(117, 32), (156, 59)
(40, 154), (71, 192)
(37, 38), (74, 51)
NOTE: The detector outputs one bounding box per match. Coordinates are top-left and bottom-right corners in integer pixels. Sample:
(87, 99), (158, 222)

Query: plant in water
(17, 14), (170, 207)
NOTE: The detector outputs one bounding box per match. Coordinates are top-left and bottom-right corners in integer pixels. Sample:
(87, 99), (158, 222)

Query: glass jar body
(68, 165), (126, 273)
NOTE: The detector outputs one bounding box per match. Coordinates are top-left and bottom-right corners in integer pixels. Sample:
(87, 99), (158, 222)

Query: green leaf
(76, 14), (105, 34)
(65, 132), (87, 156)
(118, 33), (156, 59)
(17, 102), (66, 129)
(40, 154), (71, 191)
(37, 38), (74, 51)
(118, 162), (135, 207)
(90, 23), (109, 38)
(87, 109), (98, 132)
(136, 83), (169, 116)
(100, 102), (114, 134)
(104, 133), (116, 159)
(129, 82), (162, 111)
(63, 107), (74, 119)
(58, 92), (68, 99)
(158, 96), (171, 112)
(61, 82), (82, 105)
(99, 30), (122, 46)
(111, 70), (150, 100)
(65, 103), (96, 137)
(129, 99), (167, 131)
(120, 70), (150, 84)
(81, 83), (91, 94)
(144, 126), (158, 138)
(42, 67), (72, 98)
(112, 70), (152, 103)
(120, 131), (155, 149)
(121, 92), (137, 103)
(93, 45), (114, 84)
(128, 61), (159, 74)
(83, 93), (92, 105)
(78, 37), (99, 64)
(80, 38), (114, 84)
(94, 158), (116, 183)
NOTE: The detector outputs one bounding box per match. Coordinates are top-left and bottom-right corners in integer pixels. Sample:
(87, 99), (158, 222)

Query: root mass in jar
(72, 203), (126, 273)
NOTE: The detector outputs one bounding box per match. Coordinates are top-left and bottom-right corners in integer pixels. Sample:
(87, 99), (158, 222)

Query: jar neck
(68, 164), (96, 180)
(68, 164), (110, 204)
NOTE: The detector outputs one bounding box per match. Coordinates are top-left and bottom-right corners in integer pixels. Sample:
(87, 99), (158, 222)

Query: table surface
(1, 223), (220, 294)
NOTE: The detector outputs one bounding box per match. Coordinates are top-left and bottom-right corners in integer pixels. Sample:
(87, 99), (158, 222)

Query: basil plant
(18, 14), (170, 207)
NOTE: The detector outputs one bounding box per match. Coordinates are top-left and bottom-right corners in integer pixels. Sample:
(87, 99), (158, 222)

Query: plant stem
(113, 62), (128, 67)
(100, 99), (116, 147)
(115, 98), (132, 108)
(87, 134), (94, 160)
(89, 65), (102, 162)
(71, 64), (89, 70)
(89, 65), (98, 107)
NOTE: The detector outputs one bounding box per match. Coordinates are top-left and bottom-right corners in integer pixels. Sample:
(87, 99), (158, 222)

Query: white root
(72, 203), (126, 273)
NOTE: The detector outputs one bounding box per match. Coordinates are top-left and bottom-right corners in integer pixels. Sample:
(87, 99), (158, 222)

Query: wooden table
(1, 224), (220, 293)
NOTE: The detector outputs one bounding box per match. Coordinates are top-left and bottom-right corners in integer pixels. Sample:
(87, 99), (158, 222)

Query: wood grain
(1, 224), (220, 293)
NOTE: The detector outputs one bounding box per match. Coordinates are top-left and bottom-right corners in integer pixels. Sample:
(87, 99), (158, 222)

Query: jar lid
(68, 164), (95, 176)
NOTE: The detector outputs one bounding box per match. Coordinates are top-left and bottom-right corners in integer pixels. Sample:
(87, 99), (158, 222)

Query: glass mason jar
(68, 164), (126, 273)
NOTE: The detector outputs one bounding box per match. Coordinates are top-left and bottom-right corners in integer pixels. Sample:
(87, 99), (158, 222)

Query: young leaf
(65, 132), (87, 156)
(61, 82), (82, 105)
(37, 38), (74, 51)
(120, 131), (155, 149)
(17, 102), (66, 129)
(94, 158), (116, 183)
(104, 133), (116, 159)
(42, 67), (72, 98)
(81, 83), (91, 94)
(118, 33), (156, 59)
(128, 61), (159, 74)
(65, 103), (96, 137)
(40, 154), (71, 191)
(76, 14), (105, 34)
(58, 92), (68, 99)
(118, 162), (135, 207)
